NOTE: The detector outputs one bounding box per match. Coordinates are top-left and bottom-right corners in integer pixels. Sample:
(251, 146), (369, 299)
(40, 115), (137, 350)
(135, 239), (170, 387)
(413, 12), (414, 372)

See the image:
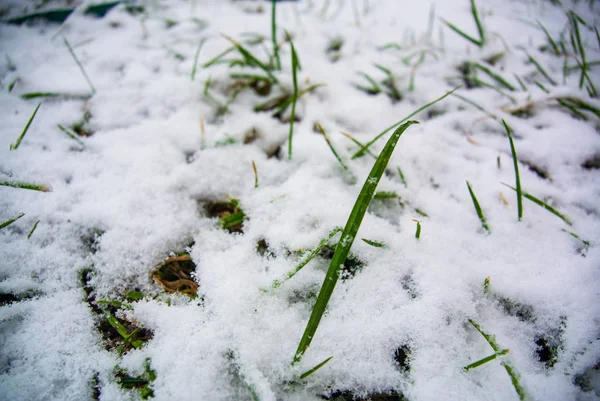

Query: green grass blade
(468, 319), (499, 351)
(63, 37), (96, 95)
(27, 220), (40, 239)
(470, 0), (485, 46)
(0, 180), (50, 192)
(501, 184), (572, 226)
(252, 160), (259, 188)
(397, 166), (407, 188)
(441, 19), (482, 47)
(202, 46), (235, 68)
(299, 356), (333, 380)
(8, 77), (19, 92)
(191, 38), (206, 81)
(271, 0), (281, 70)
(352, 86), (459, 159)
(472, 63), (516, 91)
(537, 21), (559, 55)
(464, 349), (509, 371)
(526, 53), (557, 86)
(293, 120), (419, 363)
(514, 74), (527, 91)
(452, 93), (497, 118)
(20, 92), (60, 100)
(0, 213), (25, 230)
(413, 219), (422, 239)
(361, 238), (387, 248)
(316, 123), (355, 181)
(57, 124), (84, 146)
(223, 35), (278, 84)
(288, 41), (299, 160)
(10, 103), (41, 150)
(340, 132), (377, 159)
(268, 227), (342, 290)
(466, 181), (490, 232)
(502, 120), (522, 221)
(502, 361), (527, 401)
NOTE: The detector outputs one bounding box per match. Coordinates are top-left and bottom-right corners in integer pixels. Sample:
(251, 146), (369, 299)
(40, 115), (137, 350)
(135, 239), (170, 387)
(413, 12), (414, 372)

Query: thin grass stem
(252, 160), (258, 188)
(0, 180), (50, 192)
(288, 41), (299, 160)
(502, 120), (522, 221)
(27, 220), (39, 239)
(10, 103), (41, 150)
(0, 213), (25, 230)
(271, 0), (281, 70)
(299, 356), (333, 380)
(501, 183), (572, 226)
(63, 37), (95, 94)
(57, 124), (84, 146)
(466, 181), (490, 232)
(413, 219), (422, 239)
(463, 349), (509, 371)
(191, 38), (206, 81)
(316, 123), (355, 181)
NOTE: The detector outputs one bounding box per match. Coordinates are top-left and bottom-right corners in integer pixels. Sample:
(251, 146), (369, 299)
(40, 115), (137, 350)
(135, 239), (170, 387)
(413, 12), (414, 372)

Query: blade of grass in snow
(191, 38), (206, 81)
(27, 220), (40, 239)
(267, 227), (342, 291)
(299, 356), (333, 380)
(463, 349), (509, 371)
(413, 219), (422, 239)
(469, 319), (528, 401)
(503, 120), (522, 221)
(0, 213), (25, 231)
(271, 0), (281, 70)
(452, 93), (497, 119)
(534, 80), (550, 94)
(0, 180), (50, 192)
(252, 160), (258, 188)
(397, 166), (407, 188)
(202, 46), (235, 68)
(10, 103), (41, 150)
(361, 238), (386, 248)
(288, 41), (299, 160)
(341, 132), (377, 159)
(501, 184), (572, 226)
(223, 35), (278, 84)
(8, 77), (19, 92)
(57, 124), (84, 146)
(294, 120), (419, 363)
(441, 0), (485, 48)
(537, 21), (560, 55)
(472, 62), (516, 91)
(483, 276), (490, 293)
(562, 229), (590, 248)
(354, 72), (382, 95)
(316, 123), (355, 181)
(514, 74), (527, 91)
(466, 181), (490, 232)
(526, 53), (557, 86)
(373, 191), (398, 199)
(63, 37), (96, 95)
(352, 87), (458, 159)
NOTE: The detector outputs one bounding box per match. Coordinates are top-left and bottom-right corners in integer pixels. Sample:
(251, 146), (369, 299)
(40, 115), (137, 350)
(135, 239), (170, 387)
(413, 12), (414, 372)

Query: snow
(0, 0), (599, 400)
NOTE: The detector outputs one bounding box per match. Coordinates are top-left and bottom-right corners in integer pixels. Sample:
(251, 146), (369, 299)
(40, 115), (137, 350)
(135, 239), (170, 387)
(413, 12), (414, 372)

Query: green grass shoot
(361, 238), (387, 248)
(502, 119), (522, 221)
(413, 219), (422, 239)
(288, 41), (299, 160)
(271, 0), (281, 70)
(537, 21), (560, 55)
(202, 46), (235, 68)
(483, 276), (490, 293)
(316, 123), (355, 181)
(299, 356), (333, 380)
(191, 38), (206, 81)
(57, 124), (85, 146)
(556, 97), (600, 120)
(63, 37), (96, 95)
(526, 53), (557, 86)
(352, 86), (459, 159)
(0, 213), (25, 231)
(223, 35), (278, 84)
(340, 132), (377, 159)
(468, 319), (528, 401)
(452, 93), (497, 119)
(463, 349), (509, 371)
(294, 120), (419, 363)
(0, 180), (50, 192)
(441, 0), (485, 48)
(8, 77), (19, 92)
(354, 72), (382, 95)
(27, 220), (40, 239)
(252, 161), (259, 188)
(501, 184), (572, 226)
(268, 227), (342, 291)
(466, 181), (490, 232)
(472, 62), (516, 91)
(397, 166), (408, 188)
(10, 103), (41, 150)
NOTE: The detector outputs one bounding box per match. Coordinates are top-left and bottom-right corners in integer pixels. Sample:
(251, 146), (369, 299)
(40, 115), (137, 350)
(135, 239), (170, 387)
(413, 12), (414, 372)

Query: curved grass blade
(466, 181), (490, 232)
(352, 87), (458, 159)
(27, 220), (40, 239)
(10, 103), (41, 150)
(299, 356), (333, 380)
(440, 0), (485, 48)
(293, 120), (419, 363)
(502, 120), (522, 221)
(501, 184), (572, 226)
(0, 213), (25, 231)
(288, 41), (299, 160)
(316, 123), (355, 181)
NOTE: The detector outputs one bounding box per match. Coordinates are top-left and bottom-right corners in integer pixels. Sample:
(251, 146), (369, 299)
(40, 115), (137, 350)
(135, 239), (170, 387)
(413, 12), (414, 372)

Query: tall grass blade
(466, 181), (490, 232)
(294, 120), (419, 363)
(10, 103), (41, 150)
(0, 180), (50, 192)
(316, 123), (355, 181)
(271, 0), (281, 70)
(501, 184), (572, 226)
(288, 41), (299, 160)
(0, 213), (25, 230)
(63, 37), (96, 95)
(268, 227), (342, 290)
(502, 120), (522, 221)
(299, 356), (333, 380)
(352, 86), (459, 159)
(191, 38), (206, 81)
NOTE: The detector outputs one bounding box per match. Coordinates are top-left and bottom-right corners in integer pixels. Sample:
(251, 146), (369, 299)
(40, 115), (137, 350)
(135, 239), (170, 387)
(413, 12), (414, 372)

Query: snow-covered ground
(1, 0), (599, 400)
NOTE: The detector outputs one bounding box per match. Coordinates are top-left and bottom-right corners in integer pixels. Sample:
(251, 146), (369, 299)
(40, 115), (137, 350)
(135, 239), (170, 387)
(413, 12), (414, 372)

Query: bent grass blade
(502, 120), (522, 221)
(466, 181), (490, 232)
(293, 120), (419, 363)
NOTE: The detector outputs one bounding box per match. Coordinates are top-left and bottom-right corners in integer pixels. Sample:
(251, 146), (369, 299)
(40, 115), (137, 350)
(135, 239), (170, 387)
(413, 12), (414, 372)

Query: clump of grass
(468, 319), (528, 400)
(205, 198), (247, 233)
(502, 120), (522, 221)
(466, 181), (490, 232)
(115, 358), (156, 400)
(223, 35), (278, 84)
(0, 213), (25, 231)
(293, 120), (419, 363)
(288, 41), (300, 160)
(10, 103), (41, 150)
(441, 0), (485, 48)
